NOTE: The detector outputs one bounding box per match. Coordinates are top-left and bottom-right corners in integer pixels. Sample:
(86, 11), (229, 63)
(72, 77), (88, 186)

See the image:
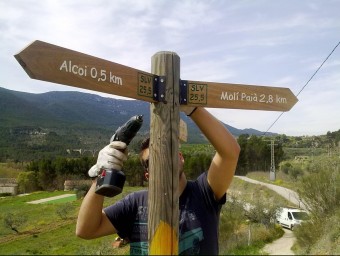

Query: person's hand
(88, 141), (128, 178)
(180, 106), (197, 116)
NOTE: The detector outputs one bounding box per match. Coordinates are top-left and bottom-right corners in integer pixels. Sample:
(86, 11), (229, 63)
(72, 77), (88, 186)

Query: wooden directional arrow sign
(15, 40), (157, 102)
(181, 80), (298, 111)
(15, 40), (298, 111)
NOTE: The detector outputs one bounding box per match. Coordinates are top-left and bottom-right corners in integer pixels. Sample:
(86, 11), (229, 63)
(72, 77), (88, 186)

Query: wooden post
(148, 52), (180, 254)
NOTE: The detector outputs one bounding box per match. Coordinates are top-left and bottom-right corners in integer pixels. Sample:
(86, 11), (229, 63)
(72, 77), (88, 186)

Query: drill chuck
(110, 115), (143, 145)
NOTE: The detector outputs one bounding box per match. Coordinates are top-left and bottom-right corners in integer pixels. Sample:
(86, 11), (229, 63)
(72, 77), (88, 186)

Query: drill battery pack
(95, 168), (126, 197)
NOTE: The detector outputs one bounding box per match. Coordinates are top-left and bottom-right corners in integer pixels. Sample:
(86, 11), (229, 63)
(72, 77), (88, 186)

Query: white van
(276, 207), (309, 230)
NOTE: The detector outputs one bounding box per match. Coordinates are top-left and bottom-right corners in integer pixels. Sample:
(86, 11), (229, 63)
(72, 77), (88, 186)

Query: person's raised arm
(189, 108), (240, 200)
(76, 182), (116, 239)
(76, 141), (127, 239)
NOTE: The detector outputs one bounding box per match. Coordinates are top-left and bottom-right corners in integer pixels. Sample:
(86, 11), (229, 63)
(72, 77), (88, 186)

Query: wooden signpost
(15, 41), (297, 111)
(15, 40), (298, 255)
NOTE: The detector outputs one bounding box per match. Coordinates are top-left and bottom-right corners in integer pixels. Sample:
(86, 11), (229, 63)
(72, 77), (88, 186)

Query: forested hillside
(0, 87), (276, 162)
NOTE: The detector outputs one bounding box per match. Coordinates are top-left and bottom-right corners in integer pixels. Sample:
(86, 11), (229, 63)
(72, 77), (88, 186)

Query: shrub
(244, 189), (281, 229)
(281, 162), (292, 174)
(76, 184), (91, 199)
(274, 179), (283, 186)
(294, 208), (340, 255)
(219, 196), (247, 241)
(3, 213), (28, 234)
(0, 193), (12, 197)
(289, 166), (303, 179)
(56, 203), (75, 220)
(294, 156), (340, 254)
(219, 194), (283, 254)
(299, 168), (339, 217)
(255, 223), (283, 243)
(294, 219), (323, 253)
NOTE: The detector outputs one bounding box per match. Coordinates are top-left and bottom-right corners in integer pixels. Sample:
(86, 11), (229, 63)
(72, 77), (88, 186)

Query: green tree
(245, 198), (280, 228)
(183, 152), (211, 179)
(17, 171), (38, 193)
(289, 165), (303, 179)
(124, 155), (144, 186)
(281, 162), (292, 174)
(236, 134), (249, 175)
(37, 159), (56, 190)
(236, 135), (284, 174)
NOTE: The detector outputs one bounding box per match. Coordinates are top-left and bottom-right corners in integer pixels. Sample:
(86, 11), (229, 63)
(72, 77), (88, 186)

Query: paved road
(234, 176), (307, 210)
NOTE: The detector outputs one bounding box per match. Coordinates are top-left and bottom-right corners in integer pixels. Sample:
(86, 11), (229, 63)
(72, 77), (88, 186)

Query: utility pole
(269, 139), (277, 181)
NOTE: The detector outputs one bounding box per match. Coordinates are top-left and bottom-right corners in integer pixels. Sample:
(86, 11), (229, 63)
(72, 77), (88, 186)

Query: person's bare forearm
(77, 140), (125, 239)
(190, 108), (240, 159)
(76, 181), (106, 239)
(190, 108), (240, 199)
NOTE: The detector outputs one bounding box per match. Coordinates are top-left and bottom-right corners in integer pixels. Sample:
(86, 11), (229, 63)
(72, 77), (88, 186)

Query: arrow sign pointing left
(15, 40), (157, 102)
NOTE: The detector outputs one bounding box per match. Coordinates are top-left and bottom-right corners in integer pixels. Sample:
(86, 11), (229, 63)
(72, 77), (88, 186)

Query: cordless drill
(95, 115), (143, 197)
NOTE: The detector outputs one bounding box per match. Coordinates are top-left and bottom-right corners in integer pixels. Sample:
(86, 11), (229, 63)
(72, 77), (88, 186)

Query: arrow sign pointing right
(181, 80), (298, 111)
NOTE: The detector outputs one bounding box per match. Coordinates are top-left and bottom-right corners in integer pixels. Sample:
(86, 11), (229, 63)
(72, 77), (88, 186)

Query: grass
(245, 171), (296, 190)
(226, 241), (267, 255)
(0, 222), (129, 255)
(229, 176), (291, 206)
(0, 186), (142, 255)
(2, 191), (131, 254)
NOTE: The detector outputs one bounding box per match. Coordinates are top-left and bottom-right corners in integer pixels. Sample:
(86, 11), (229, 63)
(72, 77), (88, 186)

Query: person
(76, 107), (240, 255)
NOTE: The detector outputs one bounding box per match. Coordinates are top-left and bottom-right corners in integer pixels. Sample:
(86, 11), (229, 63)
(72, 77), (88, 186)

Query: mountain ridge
(0, 86), (277, 138)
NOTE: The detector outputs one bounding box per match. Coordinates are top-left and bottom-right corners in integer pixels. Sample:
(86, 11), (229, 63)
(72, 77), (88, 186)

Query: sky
(0, 0), (339, 136)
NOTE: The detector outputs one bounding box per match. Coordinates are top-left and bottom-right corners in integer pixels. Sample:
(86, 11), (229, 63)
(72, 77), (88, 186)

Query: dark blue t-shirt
(104, 172), (226, 255)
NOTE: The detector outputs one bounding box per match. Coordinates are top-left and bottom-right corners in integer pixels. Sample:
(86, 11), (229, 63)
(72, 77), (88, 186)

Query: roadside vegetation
(219, 178), (287, 254)
(234, 130), (340, 254)
(293, 154), (340, 255)
(0, 129), (339, 254)
(245, 153), (340, 254)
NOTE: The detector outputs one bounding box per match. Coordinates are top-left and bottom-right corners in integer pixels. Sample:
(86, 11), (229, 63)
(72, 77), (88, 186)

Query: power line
(264, 41), (340, 135)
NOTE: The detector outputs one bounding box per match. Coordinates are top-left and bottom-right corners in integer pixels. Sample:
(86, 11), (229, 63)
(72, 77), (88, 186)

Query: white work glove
(88, 141), (128, 178)
(180, 106), (197, 116)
